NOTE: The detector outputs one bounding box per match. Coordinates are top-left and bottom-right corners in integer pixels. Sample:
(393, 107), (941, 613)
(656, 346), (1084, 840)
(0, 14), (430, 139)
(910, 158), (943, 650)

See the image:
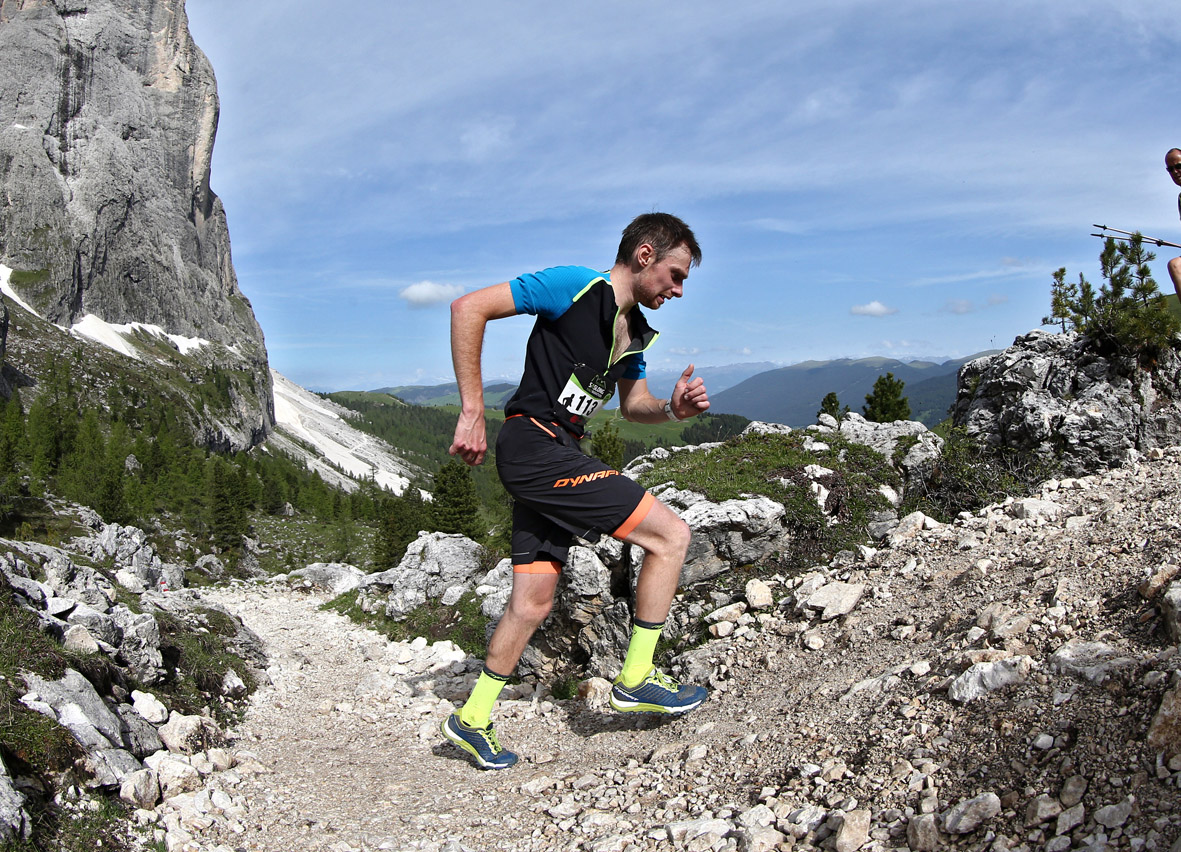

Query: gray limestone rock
(804, 581), (865, 621)
(953, 329), (1181, 475)
(907, 813), (940, 850)
(1162, 580), (1181, 642)
(1048, 639), (1138, 684)
(118, 768), (159, 808)
(673, 493), (790, 585)
(364, 532), (485, 617)
(0, 0), (272, 451)
(0, 754), (30, 843)
(287, 562), (366, 596)
(834, 412), (944, 484)
(21, 668), (125, 750)
(948, 657), (1032, 703)
(115, 703), (164, 758)
(943, 792), (1001, 834)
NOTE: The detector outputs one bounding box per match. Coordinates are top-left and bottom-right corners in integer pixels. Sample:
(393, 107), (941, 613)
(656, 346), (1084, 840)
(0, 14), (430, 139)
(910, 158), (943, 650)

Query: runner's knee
(653, 515), (691, 560)
(1169, 256), (1181, 281)
(507, 588), (553, 626)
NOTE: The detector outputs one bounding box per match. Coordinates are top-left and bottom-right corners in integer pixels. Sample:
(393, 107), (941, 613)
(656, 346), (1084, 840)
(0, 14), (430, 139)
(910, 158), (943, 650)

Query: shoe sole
(609, 693), (704, 715)
(440, 718), (516, 770)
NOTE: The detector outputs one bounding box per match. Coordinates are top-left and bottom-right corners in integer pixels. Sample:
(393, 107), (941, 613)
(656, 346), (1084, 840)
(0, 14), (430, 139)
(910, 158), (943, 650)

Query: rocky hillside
(0, 0), (271, 449)
(77, 429), (1179, 852)
(954, 330), (1181, 475)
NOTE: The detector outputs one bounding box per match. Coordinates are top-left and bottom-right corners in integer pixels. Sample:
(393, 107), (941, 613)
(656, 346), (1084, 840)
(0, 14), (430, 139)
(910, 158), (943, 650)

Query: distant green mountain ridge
(373, 355), (995, 429)
(374, 382), (518, 408)
(708, 353), (997, 428)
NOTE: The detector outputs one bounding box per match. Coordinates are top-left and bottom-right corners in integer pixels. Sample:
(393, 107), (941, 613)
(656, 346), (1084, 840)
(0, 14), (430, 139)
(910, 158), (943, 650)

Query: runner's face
(636, 244), (691, 310)
(1169, 151), (1181, 188)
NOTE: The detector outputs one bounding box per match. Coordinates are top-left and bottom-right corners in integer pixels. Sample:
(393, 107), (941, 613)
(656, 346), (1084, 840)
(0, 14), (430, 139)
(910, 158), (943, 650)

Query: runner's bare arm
(618, 364), (709, 424)
(449, 283), (518, 466)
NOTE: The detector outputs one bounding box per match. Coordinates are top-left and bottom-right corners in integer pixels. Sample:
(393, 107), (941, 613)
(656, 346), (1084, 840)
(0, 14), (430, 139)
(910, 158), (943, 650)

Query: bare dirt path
(197, 584), (751, 852)
(191, 453), (1181, 852)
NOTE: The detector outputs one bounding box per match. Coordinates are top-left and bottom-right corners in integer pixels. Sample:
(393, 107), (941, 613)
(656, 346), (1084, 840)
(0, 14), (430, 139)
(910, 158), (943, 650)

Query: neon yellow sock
(459, 668), (509, 728)
(620, 623), (663, 688)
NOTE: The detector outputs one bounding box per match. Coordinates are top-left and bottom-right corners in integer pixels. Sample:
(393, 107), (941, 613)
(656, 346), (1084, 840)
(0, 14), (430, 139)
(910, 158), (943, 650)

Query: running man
(1167, 148), (1181, 300)
(441, 213), (710, 769)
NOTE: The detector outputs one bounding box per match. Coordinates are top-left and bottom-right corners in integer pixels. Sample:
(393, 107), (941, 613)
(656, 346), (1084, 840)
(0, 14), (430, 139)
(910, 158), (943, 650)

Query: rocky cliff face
(953, 330), (1181, 475)
(0, 0), (272, 447)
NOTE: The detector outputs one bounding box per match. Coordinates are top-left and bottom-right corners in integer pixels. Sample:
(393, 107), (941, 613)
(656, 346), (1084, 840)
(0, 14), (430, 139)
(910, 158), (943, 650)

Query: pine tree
(818, 392), (850, 423)
(208, 458), (246, 550)
(1044, 234), (1180, 363)
(0, 390), (24, 477)
(590, 417), (625, 471)
(375, 487), (429, 569)
(57, 409), (106, 509)
(431, 460), (481, 539)
(863, 373), (911, 423)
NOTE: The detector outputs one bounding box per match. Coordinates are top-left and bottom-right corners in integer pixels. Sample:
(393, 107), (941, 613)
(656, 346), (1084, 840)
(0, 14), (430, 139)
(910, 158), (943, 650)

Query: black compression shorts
(494, 415), (654, 573)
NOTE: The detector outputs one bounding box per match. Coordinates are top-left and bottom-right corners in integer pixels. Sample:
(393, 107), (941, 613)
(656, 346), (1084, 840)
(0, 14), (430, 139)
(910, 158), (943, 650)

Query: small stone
(118, 769), (159, 809)
(834, 809), (870, 852)
(1056, 803), (1085, 836)
(948, 658), (1031, 703)
(745, 579), (774, 610)
(1025, 794), (1062, 825)
(805, 582), (865, 620)
(62, 625), (100, 655)
(1033, 734), (1055, 750)
(131, 691), (169, 725)
(709, 621), (735, 638)
(943, 792), (1001, 834)
(1148, 685), (1181, 758)
(907, 813), (941, 851)
(1059, 775), (1088, 808)
(1094, 797), (1133, 829)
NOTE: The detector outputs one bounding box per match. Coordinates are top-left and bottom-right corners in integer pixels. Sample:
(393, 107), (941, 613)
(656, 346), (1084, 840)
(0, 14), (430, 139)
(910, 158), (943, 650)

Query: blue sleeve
(622, 353), (646, 381)
(509, 266), (601, 320)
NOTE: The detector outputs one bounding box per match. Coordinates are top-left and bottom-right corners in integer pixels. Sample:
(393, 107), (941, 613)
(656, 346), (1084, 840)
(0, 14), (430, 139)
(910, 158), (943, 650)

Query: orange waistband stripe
(529, 418), (558, 438)
(513, 560), (563, 575)
(612, 491), (656, 540)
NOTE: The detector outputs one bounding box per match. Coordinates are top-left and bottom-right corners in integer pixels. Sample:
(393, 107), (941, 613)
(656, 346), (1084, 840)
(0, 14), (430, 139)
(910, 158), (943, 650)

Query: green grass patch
(153, 607), (257, 723)
(8, 268), (50, 289)
(323, 590), (490, 658)
(638, 431), (901, 572)
(252, 513), (378, 575)
(0, 579), (83, 775)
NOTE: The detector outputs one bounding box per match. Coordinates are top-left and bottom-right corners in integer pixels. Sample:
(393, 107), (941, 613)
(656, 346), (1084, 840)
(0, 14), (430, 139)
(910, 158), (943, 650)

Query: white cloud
(944, 299), (975, 315)
(851, 301), (898, 317)
(399, 281), (464, 307)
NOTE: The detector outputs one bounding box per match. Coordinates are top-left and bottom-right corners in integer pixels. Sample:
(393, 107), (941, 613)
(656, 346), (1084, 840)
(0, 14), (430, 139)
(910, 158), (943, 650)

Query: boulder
(21, 669), (125, 751)
(287, 562), (366, 596)
(158, 712), (215, 755)
(363, 532), (485, 617)
(119, 768), (160, 809)
(670, 492), (790, 585)
(953, 329), (1181, 475)
(0, 755), (30, 843)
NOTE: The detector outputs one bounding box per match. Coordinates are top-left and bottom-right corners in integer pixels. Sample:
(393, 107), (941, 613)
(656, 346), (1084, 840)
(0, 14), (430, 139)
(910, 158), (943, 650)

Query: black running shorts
(495, 415), (654, 573)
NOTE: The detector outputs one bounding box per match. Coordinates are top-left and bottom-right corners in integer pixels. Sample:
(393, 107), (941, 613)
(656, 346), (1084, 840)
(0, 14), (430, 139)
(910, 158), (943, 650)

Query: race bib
(558, 370), (609, 419)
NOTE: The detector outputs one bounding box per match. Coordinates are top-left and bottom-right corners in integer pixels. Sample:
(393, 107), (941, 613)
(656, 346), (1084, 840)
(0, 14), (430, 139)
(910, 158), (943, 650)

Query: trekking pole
(1091, 224), (1181, 250)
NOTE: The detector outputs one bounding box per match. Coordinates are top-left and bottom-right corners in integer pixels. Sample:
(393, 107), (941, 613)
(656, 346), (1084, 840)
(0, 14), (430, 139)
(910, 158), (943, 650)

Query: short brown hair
(615, 213), (701, 268)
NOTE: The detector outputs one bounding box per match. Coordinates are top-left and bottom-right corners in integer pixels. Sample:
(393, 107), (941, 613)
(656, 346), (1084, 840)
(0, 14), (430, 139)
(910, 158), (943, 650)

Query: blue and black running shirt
(504, 266), (660, 438)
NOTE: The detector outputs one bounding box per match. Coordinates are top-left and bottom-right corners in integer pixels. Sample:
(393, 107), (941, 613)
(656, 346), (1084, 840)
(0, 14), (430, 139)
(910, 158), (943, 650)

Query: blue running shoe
(441, 713), (518, 769)
(610, 667), (707, 715)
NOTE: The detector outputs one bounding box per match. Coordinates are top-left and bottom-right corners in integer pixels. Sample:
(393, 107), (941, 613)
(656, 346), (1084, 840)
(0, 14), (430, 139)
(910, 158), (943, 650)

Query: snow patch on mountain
(267, 370), (421, 495)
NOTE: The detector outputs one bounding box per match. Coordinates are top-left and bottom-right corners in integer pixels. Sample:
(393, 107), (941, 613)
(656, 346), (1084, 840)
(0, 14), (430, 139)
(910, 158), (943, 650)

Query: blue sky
(185, 1), (1180, 393)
